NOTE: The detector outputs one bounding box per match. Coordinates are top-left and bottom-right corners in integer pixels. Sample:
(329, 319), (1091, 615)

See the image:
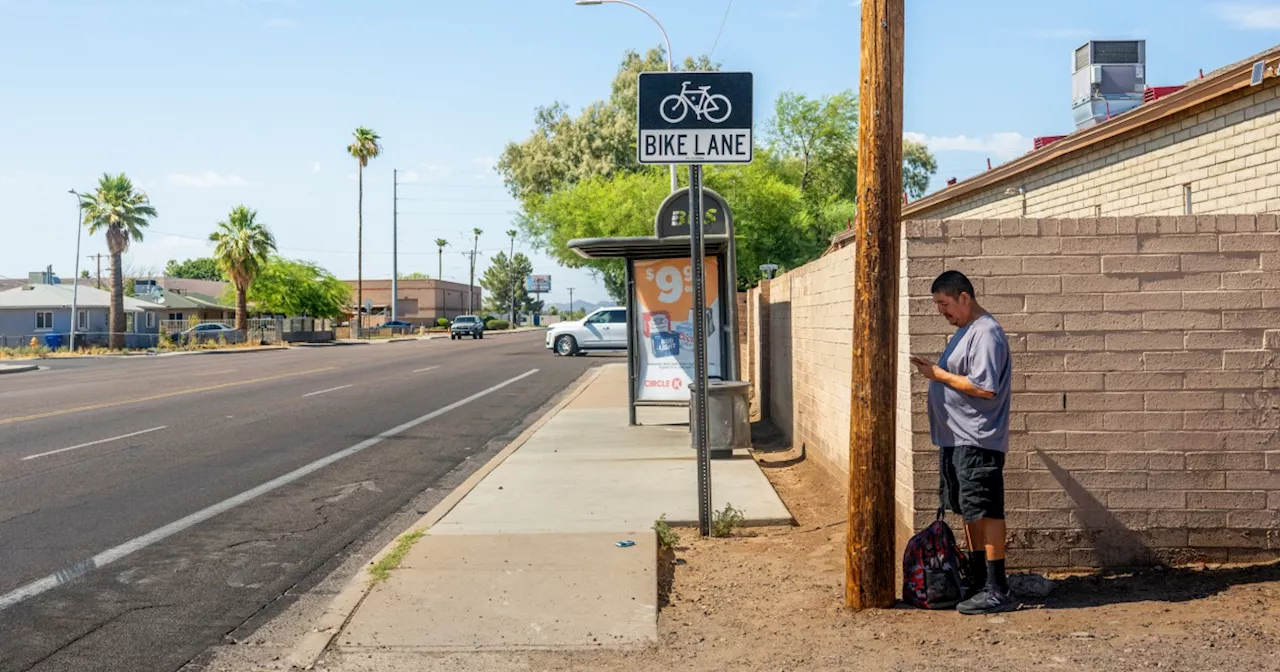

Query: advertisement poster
(634, 257), (722, 402)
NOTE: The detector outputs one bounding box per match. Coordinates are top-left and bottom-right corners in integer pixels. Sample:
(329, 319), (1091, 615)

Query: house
(344, 278), (483, 325)
(135, 287), (236, 333)
(0, 282), (164, 348)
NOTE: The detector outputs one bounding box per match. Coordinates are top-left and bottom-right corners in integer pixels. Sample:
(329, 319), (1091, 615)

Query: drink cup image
(652, 331), (679, 357)
(643, 311), (670, 338)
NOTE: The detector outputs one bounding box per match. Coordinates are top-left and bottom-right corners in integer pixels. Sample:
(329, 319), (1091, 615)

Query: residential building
(345, 279), (483, 325)
(0, 283), (163, 348)
(136, 288), (236, 333)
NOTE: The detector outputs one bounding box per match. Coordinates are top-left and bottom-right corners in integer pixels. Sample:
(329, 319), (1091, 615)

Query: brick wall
(752, 215), (1280, 567)
(911, 77), (1280, 220)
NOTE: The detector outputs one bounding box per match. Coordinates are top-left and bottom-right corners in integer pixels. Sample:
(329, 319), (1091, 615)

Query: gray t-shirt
(927, 313), (1012, 453)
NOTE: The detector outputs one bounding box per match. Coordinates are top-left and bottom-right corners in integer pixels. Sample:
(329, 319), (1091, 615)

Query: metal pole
(689, 164), (711, 537)
(724, 215), (740, 381)
(392, 169), (398, 323)
(68, 189), (83, 352)
(625, 261), (637, 426)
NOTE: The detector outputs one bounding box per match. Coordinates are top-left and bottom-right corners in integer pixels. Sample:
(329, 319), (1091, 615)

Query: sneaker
(957, 587), (1016, 615)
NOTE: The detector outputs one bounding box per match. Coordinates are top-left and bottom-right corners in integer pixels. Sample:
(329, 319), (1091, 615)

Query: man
(910, 270), (1014, 615)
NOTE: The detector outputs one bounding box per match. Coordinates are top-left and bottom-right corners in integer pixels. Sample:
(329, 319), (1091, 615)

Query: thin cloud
(1213, 2), (1280, 29)
(167, 171), (253, 188)
(905, 131), (1030, 161)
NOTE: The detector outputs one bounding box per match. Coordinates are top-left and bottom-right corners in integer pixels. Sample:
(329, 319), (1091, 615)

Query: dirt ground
(502, 436), (1280, 672)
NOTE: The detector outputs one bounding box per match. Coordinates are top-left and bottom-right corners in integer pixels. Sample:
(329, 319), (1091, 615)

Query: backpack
(902, 513), (969, 609)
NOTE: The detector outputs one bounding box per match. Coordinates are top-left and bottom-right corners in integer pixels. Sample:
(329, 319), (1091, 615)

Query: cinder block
(1267, 330), (1280, 349)
(1181, 291), (1262, 309)
(1064, 312), (1144, 331)
(1012, 393), (1065, 412)
(1223, 272), (1280, 290)
(1013, 353), (1066, 372)
(984, 275), (1061, 295)
(1104, 292), (1181, 311)
(1065, 352), (1143, 371)
(1066, 392), (1144, 410)
(1145, 431), (1226, 452)
(1187, 528), (1269, 549)
(1022, 256), (1101, 274)
(1062, 236), (1139, 254)
(1149, 470), (1226, 490)
(1109, 490), (1186, 509)
(1186, 452), (1266, 470)
(1144, 310), (1222, 330)
(1106, 452), (1151, 470)
(1105, 372), (1185, 390)
(1266, 290), (1280, 308)
(1025, 372), (1104, 391)
(1026, 293), (1102, 313)
(1184, 410), (1265, 430)
(1181, 253), (1261, 272)
(982, 237), (1063, 256)
(1000, 313), (1065, 333)
(1025, 412), (1104, 431)
(1029, 333), (1107, 352)
(1226, 510), (1280, 529)
(1143, 350), (1222, 370)
(1220, 233), (1280, 252)
(1102, 255), (1181, 273)
(1226, 471), (1280, 490)
(1185, 370), (1266, 389)
(1145, 391), (1224, 410)
(1186, 331), (1263, 350)
(1182, 486), (1264, 509)
(1141, 273), (1226, 291)
(1063, 275), (1140, 294)
(1102, 411), (1184, 431)
(1138, 234), (1219, 253)
(950, 256), (1022, 276)
(1106, 332), (1186, 351)
(1223, 309), (1280, 329)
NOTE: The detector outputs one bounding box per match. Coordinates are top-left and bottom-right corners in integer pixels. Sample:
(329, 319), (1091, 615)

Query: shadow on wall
(768, 300), (793, 444)
(1032, 452), (1157, 568)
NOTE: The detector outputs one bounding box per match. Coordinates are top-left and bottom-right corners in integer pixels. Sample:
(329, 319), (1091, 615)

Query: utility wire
(709, 0), (734, 58)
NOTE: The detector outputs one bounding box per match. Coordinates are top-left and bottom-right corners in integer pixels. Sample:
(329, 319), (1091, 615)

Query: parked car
(449, 315), (485, 340)
(176, 322), (244, 343)
(380, 320), (415, 333)
(545, 307), (627, 356)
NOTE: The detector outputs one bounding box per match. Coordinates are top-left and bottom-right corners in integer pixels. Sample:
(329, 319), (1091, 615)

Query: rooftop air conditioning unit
(1071, 40), (1146, 130)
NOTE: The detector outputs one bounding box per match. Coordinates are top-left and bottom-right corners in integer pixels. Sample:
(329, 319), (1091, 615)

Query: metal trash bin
(689, 380), (751, 459)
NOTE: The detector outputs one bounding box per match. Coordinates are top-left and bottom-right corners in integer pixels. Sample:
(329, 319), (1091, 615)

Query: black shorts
(939, 445), (1005, 522)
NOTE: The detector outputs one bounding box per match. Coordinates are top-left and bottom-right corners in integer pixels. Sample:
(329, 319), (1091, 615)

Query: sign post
(526, 275), (551, 327)
(639, 71), (752, 537)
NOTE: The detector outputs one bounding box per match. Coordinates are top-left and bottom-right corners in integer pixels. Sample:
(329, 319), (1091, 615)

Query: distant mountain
(549, 300), (611, 314)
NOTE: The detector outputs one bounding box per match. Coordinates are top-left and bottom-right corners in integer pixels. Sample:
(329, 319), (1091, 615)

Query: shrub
(711, 503), (745, 538)
(485, 319), (510, 330)
(436, 317), (450, 327)
(653, 514), (679, 549)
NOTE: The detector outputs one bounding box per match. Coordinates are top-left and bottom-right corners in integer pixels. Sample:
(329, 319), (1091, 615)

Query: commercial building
(345, 279), (482, 326)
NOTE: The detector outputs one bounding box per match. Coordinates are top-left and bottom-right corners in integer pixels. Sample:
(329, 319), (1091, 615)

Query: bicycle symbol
(659, 81), (732, 124)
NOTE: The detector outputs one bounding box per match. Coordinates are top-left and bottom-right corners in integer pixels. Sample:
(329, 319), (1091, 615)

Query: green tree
(209, 205), (277, 331)
(237, 257), (349, 319)
(164, 257), (225, 280)
(902, 138), (939, 201)
(398, 271), (430, 280)
(434, 238), (450, 280)
(78, 173), (157, 349)
(479, 251), (533, 315)
(348, 127), (382, 336)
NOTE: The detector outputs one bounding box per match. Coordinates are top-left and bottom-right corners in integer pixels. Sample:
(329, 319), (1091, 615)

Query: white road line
(22, 426), (170, 461)
(0, 368), (539, 612)
(302, 384), (353, 398)
(412, 366), (440, 373)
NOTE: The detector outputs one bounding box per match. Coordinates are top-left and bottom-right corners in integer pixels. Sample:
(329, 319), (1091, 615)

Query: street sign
(653, 187), (731, 238)
(637, 72), (753, 165)
(526, 274), (551, 293)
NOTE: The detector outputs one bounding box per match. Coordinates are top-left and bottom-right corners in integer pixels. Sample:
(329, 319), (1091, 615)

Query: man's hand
(911, 355), (942, 381)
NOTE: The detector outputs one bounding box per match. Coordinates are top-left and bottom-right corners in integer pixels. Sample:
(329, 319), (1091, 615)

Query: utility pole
(68, 190), (84, 352)
(392, 169), (399, 322)
(567, 287), (575, 318)
(508, 230), (517, 326)
(469, 228), (482, 314)
(847, 0), (904, 610)
(87, 254), (105, 289)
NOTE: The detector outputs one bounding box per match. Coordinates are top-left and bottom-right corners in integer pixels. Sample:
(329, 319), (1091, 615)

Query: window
(77, 310), (88, 330)
(146, 313), (155, 328)
(586, 311), (610, 324)
(35, 311), (53, 331)
(608, 310), (628, 324)
(126, 314), (136, 333)
(1183, 183), (1193, 215)
(168, 312), (183, 321)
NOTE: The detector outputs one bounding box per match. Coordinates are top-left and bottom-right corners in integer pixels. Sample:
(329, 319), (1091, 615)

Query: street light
(68, 189), (84, 352)
(575, 0), (678, 193)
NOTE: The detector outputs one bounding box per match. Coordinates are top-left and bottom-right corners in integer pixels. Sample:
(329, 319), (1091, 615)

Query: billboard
(526, 274), (551, 293)
(633, 257), (722, 402)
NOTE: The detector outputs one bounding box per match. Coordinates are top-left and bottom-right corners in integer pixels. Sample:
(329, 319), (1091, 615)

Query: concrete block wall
(750, 215), (1279, 568)
(903, 216), (1280, 567)
(914, 78), (1280, 220)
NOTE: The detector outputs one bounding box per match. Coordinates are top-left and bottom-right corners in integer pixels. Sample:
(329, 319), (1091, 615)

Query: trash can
(43, 333), (63, 350)
(689, 380), (751, 459)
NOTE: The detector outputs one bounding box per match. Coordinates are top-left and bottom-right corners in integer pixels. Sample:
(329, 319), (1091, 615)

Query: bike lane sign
(637, 72), (753, 164)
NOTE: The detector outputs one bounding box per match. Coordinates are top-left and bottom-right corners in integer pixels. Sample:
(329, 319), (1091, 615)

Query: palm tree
(348, 127), (382, 337)
(434, 238), (450, 281)
(209, 206), (277, 332)
(78, 173), (157, 350)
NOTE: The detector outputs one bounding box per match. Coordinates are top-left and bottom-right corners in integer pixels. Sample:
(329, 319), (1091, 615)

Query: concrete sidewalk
(322, 363), (791, 662)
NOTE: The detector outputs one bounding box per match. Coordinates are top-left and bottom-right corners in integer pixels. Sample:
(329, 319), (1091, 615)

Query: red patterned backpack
(902, 512), (969, 609)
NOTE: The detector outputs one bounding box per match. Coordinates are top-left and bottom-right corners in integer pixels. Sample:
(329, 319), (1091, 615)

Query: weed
(368, 529), (425, 583)
(653, 514), (680, 549)
(711, 503), (745, 538)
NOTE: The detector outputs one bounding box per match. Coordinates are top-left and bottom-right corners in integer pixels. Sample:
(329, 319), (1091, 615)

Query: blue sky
(1, 0), (1277, 304)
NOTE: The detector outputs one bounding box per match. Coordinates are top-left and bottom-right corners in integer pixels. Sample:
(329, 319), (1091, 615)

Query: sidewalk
(310, 363), (791, 666)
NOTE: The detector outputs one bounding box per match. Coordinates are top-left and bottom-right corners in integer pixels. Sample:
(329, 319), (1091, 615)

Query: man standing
(911, 270), (1014, 615)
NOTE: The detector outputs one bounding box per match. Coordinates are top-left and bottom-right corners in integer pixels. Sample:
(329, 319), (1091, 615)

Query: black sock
(986, 558), (1008, 593)
(969, 550), (987, 585)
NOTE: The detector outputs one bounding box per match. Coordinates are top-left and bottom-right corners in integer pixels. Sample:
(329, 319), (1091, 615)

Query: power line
(146, 229), (515, 257)
(709, 0), (734, 58)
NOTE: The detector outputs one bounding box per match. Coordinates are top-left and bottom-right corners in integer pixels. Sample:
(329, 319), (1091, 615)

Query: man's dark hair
(931, 270), (976, 299)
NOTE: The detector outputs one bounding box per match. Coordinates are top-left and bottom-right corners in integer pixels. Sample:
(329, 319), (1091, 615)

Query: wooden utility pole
(847, 0), (904, 610)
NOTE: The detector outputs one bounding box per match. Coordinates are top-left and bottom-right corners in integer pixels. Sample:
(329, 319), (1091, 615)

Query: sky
(1, 0), (1278, 305)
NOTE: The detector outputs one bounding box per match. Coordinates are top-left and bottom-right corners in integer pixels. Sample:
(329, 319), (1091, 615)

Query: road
(0, 333), (597, 672)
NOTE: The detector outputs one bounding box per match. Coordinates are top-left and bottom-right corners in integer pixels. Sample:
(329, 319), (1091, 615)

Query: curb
(0, 364), (39, 375)
(284, 365), (604, 670)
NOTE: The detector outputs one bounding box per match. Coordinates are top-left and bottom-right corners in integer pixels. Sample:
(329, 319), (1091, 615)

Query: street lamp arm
(579, 0), (673, 71)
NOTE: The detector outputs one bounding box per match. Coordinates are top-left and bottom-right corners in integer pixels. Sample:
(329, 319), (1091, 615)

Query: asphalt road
(0, 333), (597, 672)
